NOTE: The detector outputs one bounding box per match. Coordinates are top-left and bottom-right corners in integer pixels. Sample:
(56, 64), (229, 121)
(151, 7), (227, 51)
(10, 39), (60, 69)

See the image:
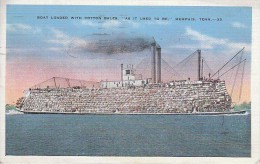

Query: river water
(6, 113), (251, 156)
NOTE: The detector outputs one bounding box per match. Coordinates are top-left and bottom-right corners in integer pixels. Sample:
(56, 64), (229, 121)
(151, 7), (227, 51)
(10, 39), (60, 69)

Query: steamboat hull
(18, 80), (233, 114)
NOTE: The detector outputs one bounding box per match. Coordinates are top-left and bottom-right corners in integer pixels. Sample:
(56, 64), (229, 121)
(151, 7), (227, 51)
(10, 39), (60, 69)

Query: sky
(6, 5), (252, 104)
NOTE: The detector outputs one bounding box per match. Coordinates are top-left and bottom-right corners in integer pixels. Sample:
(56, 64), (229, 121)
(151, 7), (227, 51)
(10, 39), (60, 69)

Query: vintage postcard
(0, 1), (259, 163)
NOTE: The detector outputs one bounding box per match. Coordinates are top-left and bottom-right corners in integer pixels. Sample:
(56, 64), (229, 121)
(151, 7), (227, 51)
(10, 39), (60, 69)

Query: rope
(211, 47), (244, 78)
(218, 59), (246, 78)
(203, 59), (214, 75)
(231, 50), (244, 96)
(161, 58), (183, 79)
(175, 50), (197, 68)
(239, 60), (246, 102)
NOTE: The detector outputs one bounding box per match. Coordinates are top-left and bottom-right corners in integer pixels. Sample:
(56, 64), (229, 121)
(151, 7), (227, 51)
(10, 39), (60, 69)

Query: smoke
(67, 33), (154, 57)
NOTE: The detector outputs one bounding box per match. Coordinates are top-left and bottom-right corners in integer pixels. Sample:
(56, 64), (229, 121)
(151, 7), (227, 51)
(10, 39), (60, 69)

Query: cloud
(171, 44), (212, 50)
(102, 20), (121, 28)
(232, 22), (247, 29)
(7, 47), (38, 53)
(47, 47), (64, 52)
(227, 42), (251, 53)
(7, 23), (31, 31)
(146, 20), (170, 26)
(185, 27), (227, 48)
(46, 28), (71, 46)
(127, 21), (139, 28)
(81, 20), (98, 27)
(172, 27), (251, 53)
(7, 23), (41, 33)
(81, 20), (139, 29)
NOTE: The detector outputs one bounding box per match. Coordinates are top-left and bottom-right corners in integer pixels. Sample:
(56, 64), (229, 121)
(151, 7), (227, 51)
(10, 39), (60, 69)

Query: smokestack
(151, 41), (156, 83)
(156, 45), (161, 83)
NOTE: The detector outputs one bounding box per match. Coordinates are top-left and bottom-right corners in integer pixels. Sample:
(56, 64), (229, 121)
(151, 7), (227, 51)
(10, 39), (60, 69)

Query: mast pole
(201, 58), (204, 80)
(198, 49), (201, 81)
(121, 64), (123, 87)
(53, 77), (57, 88)
(66, 78), (71, 88)
(79, 81), (83, 87)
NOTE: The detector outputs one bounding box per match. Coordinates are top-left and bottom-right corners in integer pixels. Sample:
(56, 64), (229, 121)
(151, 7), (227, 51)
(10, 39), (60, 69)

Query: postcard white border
(0, 0), (259, 163)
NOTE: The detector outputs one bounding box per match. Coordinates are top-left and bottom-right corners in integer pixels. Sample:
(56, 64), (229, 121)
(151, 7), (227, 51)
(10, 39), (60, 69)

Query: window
(126, 70), (130, 74)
